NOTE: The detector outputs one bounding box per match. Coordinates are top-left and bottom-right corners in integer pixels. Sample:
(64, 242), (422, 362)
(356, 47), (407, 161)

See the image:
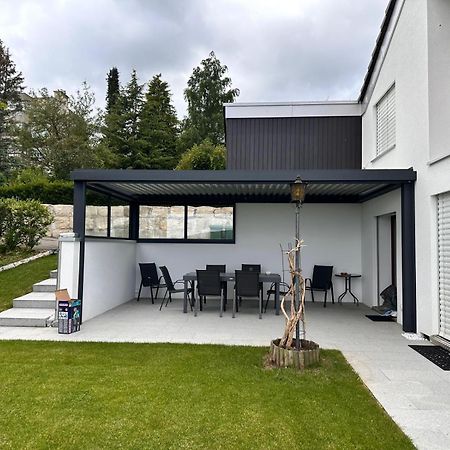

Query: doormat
(365, 315), (396, 322)
(409, 345), (450, 370)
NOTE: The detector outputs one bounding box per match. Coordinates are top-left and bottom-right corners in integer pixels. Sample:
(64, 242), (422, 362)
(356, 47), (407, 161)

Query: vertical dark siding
(226, 116), (362, 170)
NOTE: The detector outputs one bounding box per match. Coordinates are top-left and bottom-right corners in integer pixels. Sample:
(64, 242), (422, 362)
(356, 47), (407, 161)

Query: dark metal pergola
(71, 168), (417, 332)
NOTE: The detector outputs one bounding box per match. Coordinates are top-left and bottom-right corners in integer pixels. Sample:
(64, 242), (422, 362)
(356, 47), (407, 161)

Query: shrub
(176, 139), (226, 170)
(0, 198), (54, 252)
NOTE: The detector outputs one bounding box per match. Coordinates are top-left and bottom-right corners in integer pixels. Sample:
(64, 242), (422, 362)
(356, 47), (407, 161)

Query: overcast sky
(0, 0), (388, 117)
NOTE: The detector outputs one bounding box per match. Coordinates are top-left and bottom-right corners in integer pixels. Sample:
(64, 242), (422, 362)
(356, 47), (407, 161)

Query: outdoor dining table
(182, 272), (282, 316)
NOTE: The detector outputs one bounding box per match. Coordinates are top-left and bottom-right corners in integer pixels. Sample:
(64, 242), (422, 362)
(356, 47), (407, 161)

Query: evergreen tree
(179, 51), (239, 154)
(102, 69), (144, 169)
(0, 39), (24, 178)
(137, 74), (179, 169)
(119, 69), (144, 168)
(105, 67), (120, 114)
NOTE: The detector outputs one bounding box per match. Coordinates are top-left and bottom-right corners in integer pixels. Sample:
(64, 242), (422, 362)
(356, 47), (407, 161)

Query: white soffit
(224, 101), (362, 118)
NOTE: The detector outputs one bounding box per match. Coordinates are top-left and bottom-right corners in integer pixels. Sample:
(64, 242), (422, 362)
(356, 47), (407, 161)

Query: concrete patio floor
(0, 299), (449, 449)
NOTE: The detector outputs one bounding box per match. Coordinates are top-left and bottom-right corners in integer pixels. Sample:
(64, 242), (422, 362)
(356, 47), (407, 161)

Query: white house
(57, 0), (449, 344)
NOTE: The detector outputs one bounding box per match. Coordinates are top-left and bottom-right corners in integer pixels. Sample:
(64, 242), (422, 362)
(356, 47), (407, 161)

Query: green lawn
(0, 254), (57, 312)
(0, 341), (413, 449)
(0, 249), (39, 267)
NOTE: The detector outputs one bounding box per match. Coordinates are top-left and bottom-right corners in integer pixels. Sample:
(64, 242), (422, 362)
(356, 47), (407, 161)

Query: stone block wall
(45, 204), (233, 240)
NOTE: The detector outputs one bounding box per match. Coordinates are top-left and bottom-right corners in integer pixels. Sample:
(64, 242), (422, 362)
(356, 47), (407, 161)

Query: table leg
(183, 280), (188, 313)
(348, 277), (360, 305)
(275, 281), (280, 315)
(338, 277), (349, 304)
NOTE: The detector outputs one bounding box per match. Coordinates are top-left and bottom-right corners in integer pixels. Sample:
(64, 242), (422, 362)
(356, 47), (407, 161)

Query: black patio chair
(305, 265), (334, 308)
(205, 265), (227, 306)
(233, 270), (263, 319)
(241, 264), (261, 272)
(241, 264), (262, 303)
(137, 263), (165, 303)
(206, 264), (226, 273)
(159, 266), (193, 311)
(197, 270), (225, 317)
(264, 281), (291, 313)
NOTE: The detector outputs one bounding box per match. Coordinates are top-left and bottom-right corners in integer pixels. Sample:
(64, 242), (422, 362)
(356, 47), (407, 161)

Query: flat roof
(224, 101), (362, 119)
(72, 169), (416, 204)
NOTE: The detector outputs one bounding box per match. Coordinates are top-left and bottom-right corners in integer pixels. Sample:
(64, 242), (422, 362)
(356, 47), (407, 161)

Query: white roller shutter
(376, 85), (396, 156)
(438, 192), (450, 340)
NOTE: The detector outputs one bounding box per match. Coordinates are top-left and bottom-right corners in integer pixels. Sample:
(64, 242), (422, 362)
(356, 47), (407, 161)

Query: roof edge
(71, 168), (417, 183)
(358, 0), (400, 103)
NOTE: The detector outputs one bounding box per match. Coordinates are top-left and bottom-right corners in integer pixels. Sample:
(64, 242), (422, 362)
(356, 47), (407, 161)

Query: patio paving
(0, 299), (449, 449)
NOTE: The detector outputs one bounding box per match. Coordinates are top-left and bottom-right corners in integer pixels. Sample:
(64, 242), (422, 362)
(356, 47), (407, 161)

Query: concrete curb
(0, 250), (57, 273)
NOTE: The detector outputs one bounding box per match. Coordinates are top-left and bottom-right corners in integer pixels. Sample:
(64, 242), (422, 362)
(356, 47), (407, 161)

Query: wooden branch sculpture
(279, 239), (306, 349)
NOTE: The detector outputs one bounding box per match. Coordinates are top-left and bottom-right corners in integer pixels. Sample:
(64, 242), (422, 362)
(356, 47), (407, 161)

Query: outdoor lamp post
(290, 177), (307, 350)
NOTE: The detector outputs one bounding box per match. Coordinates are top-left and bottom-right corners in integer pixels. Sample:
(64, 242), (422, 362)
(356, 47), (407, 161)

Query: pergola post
(129, 202), (139, 240)
(73, 181), (86, 323)
(401, 181), (417, 333)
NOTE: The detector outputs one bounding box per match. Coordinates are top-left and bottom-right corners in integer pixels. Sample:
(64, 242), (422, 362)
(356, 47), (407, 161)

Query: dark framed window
(138, 205), (235, 243)
(84, 189), (130, 239)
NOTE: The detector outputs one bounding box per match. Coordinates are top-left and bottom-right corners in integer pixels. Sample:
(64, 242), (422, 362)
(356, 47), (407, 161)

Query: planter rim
(271, 338), (319, 351)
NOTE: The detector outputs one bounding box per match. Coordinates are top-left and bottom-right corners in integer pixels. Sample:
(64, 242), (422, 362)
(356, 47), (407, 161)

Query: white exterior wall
(361, 0), (450, 335)
(58, 234), (80, 299)
(137, 203), (363, 302)
(82, 239), (137, 321)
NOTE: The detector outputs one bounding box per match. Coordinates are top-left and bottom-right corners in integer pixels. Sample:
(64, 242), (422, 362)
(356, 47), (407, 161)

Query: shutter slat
(439, 192), (450, 340)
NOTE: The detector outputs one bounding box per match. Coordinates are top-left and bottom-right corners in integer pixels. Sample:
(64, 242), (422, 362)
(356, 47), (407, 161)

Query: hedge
(0, 181), (74, 204)
(0, 181), (126, 206)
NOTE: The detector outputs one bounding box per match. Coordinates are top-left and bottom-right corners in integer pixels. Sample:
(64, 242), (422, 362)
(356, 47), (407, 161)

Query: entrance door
(377, 213), (397, 305)
(438, 192), (450, 340)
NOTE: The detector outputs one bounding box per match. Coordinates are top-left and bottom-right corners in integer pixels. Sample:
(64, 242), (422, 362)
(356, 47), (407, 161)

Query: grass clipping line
(279, 239), (306, 349)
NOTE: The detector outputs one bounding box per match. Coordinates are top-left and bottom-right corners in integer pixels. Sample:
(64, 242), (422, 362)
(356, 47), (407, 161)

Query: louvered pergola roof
(71, 169), (416, 204)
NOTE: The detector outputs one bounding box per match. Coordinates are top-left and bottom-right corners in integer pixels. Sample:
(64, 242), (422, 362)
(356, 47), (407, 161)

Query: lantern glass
(290, 180), (306, 203)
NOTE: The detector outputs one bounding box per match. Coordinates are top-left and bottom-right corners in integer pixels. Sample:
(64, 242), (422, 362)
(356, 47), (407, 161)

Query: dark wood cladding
(226, 116), (362, 170)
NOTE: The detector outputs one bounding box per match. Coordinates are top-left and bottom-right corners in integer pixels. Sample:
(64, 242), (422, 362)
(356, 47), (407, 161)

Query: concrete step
(50, 269), (57, 279)
(0, 308), (54, 327)
(33, 278), (57, 293)
(13, 292), (56, 309)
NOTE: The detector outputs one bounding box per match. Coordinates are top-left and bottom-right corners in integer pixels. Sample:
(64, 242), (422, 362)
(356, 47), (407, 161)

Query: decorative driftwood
(279, 240), (306, 349)
(270, 239), (320, 369)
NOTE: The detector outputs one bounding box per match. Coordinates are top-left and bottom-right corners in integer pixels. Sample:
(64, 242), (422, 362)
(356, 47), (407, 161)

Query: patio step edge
(0, 308), (54, 327)
(33, 278), (57, 293)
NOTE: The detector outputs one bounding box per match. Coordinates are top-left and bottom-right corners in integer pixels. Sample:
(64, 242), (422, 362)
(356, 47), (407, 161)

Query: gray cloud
(0, 0), (388, 116)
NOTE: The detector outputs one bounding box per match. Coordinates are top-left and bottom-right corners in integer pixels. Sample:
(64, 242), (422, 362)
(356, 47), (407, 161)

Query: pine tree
(105, 67), (120, 114)
(0, 39), (24, 177)
(179, 51), (239, 154)
(119, 69), (144, 168)
(138, 74), (179, 169)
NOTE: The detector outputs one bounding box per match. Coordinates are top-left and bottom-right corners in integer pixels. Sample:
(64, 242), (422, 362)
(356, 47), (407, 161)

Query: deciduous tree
(179, 51), (239, 154)
(15, 84), (109, 179)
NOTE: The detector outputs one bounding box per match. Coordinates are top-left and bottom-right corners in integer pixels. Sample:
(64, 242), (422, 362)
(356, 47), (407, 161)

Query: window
(139, 205), (234, 242)
(110, 205), (130, 238)
(85, 189), (130, 239)
(376, 84), (396, 156)
(187, 206), (233, 240)
(139, 206), (185, 239)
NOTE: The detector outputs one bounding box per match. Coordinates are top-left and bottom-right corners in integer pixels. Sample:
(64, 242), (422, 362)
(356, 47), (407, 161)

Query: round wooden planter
(270, 338), (320, 369)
